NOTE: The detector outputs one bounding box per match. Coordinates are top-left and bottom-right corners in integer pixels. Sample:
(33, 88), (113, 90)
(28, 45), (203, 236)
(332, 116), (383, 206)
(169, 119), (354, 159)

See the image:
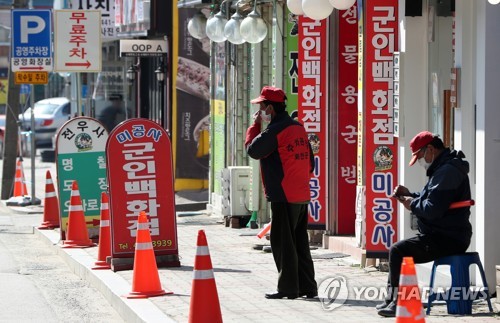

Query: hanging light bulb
(240, 8), (268, 44)
(488, 0), (500, 4)
(329, 0), (356, 10)
(287, 0), (304, 15)
(224, 11), (245, 45)
(302, 0), (334, 20)
(188, 12), (207, 39)
(206, 10), (228, 43)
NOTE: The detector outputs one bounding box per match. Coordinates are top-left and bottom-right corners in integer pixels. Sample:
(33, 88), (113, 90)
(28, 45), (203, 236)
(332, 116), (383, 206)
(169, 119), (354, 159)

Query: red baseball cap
(250, 86), (286, 104)
(409, 131), (435, 166)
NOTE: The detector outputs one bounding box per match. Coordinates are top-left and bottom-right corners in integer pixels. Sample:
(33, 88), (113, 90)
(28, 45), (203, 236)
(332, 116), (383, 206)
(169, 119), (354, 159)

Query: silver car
(19, 97), (72, 148)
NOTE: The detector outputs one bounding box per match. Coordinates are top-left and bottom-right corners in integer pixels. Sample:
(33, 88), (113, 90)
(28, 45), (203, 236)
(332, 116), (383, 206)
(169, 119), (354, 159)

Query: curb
(34, 228), (176, 323)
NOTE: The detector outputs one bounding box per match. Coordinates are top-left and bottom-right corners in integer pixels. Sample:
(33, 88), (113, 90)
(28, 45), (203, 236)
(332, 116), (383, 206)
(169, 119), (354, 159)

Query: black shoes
(265, 291), (298, 299)
(377, 301), (397, 317)
(300, 291), (318, 299)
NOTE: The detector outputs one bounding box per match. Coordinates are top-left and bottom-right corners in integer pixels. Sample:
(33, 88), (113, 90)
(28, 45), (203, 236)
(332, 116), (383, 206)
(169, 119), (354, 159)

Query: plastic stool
(427, 252), (493, 315)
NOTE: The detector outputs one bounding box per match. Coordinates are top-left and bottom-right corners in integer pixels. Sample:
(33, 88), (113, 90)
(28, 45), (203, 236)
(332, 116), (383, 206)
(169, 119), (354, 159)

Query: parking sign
(11, 10), (53, 72)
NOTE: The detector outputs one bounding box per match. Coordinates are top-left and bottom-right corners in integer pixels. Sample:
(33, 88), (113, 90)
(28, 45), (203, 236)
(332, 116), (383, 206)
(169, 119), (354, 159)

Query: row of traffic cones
(36, 169), (223, 321)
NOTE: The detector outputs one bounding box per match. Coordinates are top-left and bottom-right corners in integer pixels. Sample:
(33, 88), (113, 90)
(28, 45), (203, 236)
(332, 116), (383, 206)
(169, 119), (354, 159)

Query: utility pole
(0, 0), (30, 200)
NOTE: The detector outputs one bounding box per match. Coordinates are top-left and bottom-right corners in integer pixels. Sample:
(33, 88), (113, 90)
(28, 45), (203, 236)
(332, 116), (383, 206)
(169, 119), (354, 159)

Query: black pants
(270, 202), (317, 295)
(385, 234), (469, 302)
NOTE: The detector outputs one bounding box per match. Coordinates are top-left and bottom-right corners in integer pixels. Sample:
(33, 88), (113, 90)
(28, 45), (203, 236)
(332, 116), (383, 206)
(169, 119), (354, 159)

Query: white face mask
(417, 148), (433, 170)
(260, 109), (271, 123)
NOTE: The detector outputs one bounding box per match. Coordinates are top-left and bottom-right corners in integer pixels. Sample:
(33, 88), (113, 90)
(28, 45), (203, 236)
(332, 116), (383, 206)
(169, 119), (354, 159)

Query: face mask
(417, 148), (433, 170)
(260, 109), (271, 123)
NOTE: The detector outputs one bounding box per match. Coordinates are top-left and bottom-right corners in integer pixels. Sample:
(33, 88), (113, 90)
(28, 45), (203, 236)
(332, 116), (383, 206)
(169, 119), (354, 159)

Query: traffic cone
(92, 192), (111, 270)
(38, 171), (60, 229)
(13, 159), (28, 197)
(257, 222), (271, 239)
(126, 211), (172, 298)
(396, 257), (426, 322)
(62, 180), (95, 248)
(188, 230), (222, 323)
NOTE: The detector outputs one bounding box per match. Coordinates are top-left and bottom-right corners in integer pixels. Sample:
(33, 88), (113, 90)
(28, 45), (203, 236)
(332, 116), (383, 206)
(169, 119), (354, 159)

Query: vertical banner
(286, 9), (299, 115)
(337, 3), (359, 235)
(364, 1), (399, 257)
(211, 42), (226, 197)
(298, 17), (328, 230)
(173, 8), (210, 190)
(107, 118), (179, 270)
(56, 117), (108, 240)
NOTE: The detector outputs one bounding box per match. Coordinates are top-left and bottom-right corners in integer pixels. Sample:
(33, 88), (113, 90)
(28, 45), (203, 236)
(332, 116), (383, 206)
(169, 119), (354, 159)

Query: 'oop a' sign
(106, 118), (179, 271)
(120, 39), (168, 57)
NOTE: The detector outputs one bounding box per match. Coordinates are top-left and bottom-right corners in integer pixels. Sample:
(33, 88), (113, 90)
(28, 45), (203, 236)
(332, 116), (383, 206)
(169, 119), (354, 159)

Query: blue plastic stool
(427, 252), (493, 315)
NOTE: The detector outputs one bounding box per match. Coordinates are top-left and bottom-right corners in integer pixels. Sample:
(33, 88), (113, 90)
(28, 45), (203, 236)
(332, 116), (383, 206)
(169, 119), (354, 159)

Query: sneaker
(375, 299), (392, 310)
(377, 301), (397, 317)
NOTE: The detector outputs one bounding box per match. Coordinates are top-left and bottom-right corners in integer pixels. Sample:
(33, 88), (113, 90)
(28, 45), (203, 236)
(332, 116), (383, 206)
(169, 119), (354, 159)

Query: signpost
(119, 39), (168, 57)
(54, 10), (102, 72)
(11, 9), (53, 72)
(14, 71), (49, 85)
(107, 118), (179, 271)
(56, 117), (109, 240)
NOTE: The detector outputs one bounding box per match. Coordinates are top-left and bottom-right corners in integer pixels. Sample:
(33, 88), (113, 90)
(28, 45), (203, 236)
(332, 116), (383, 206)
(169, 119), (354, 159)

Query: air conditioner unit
(221, 166), (252, 216)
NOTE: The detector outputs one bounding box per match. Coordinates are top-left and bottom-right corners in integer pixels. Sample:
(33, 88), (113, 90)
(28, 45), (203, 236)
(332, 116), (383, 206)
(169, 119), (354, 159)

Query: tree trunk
(1, 0), (30, 199)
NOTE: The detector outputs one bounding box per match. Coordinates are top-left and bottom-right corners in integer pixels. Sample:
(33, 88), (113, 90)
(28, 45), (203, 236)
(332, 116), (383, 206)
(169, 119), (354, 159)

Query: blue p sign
(11, 9), (52, 71)
(19, 15), (47, 43)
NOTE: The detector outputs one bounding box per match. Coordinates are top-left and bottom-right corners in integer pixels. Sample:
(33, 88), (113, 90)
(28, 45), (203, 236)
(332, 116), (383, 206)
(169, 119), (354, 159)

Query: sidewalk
(5, 158), (500, 322)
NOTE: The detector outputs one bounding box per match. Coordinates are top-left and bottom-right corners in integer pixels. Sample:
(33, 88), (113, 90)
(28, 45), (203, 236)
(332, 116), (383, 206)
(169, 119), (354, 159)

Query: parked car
(0, 114), (32, 158)
(19, 97), (72, 148)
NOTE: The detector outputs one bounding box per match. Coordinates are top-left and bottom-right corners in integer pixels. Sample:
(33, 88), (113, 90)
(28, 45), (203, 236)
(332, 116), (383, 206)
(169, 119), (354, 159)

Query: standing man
(377, 131), (473, 317)
(245, 86), (317, 300)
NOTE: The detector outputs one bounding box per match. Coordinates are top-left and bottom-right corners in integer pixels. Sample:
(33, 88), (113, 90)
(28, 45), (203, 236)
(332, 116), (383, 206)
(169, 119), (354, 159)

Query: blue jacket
(410, 148), (472, 247)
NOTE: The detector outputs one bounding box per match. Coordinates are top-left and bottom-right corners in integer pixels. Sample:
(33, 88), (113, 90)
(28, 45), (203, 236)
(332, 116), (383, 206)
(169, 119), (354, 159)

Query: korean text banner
(337, 3), (358, 235)
(298, 17), (328, 230)
(106, 118), (179, 260)
(364, 1), (399, 257)
(56, 117), (108, 240)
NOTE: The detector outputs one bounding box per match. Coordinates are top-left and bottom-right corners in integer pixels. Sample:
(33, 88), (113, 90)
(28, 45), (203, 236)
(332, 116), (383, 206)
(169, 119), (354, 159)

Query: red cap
(250, 86), (286, 104)
(409, 131), (435, 166)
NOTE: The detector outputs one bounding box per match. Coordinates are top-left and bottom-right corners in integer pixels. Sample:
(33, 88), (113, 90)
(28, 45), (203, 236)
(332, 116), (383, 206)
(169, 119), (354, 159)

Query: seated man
(377, 131), (473, 317)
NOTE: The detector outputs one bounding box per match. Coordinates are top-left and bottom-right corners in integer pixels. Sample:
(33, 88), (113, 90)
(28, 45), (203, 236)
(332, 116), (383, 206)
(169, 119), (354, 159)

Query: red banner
(337, 4), (358, 234)
(298, 17), (328, 229)
(107, 119), (179, 260)
(364, 1), (398, 256)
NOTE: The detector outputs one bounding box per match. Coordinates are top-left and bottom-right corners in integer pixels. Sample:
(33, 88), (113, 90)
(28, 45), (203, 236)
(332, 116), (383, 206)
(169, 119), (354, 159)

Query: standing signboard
(11, 9), (53, 72)
(54, 10), (102, 72)
(298, 17), (328, 230)
(337, 3), (358, 234)
(56, 117), (109, 240)
(363, 1), (399, 258)
(107, 118), (179, 271)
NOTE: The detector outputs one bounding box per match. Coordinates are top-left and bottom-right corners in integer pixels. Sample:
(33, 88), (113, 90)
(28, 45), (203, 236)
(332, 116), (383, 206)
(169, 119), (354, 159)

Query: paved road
(0, 203), (122, 322)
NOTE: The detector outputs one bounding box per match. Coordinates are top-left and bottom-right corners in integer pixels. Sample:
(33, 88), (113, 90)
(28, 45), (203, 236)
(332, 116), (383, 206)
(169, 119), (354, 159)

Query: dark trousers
(385, 234), (469, 302)
(270, 202), (317, 295)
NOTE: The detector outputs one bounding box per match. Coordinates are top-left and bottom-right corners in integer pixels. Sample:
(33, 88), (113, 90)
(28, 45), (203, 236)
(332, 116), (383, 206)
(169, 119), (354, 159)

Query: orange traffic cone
(92, 192), (111, 270)
(396, 257), (426, 322)
(38, 171), (60, 229)
(188, 230), (222, 323)
(126, 211), (172, 298)
(257, 222), (271, 239)
(62, 180), (95, 248)
(13, 159), (28, 197)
